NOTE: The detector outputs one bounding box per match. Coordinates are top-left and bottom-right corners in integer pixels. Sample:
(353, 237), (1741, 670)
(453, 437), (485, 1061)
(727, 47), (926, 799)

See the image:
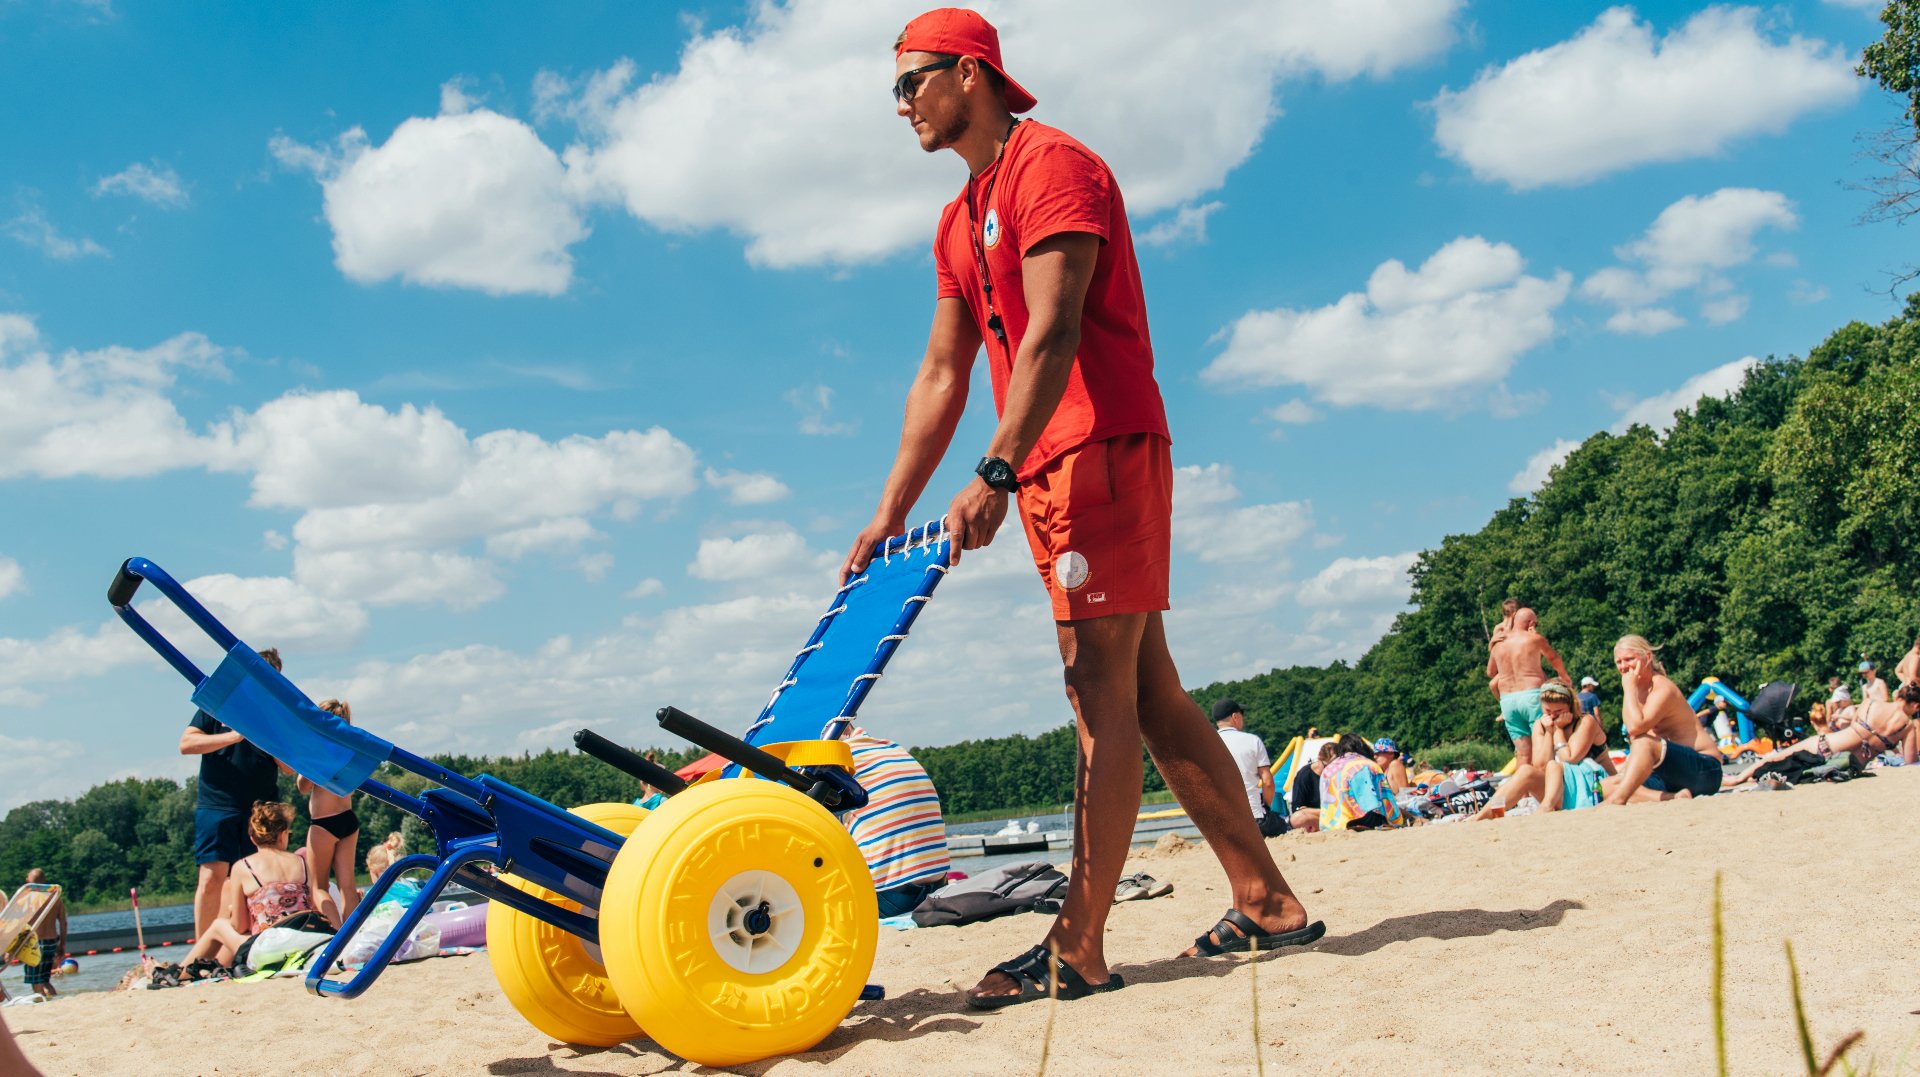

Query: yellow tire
(487, 801), (649, 1047)
(599, 779), (878, 1068)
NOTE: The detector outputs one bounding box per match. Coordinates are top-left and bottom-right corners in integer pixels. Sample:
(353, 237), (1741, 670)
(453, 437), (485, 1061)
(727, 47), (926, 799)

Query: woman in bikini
(1723, 681), (1920, 787)
(303, 699), (363, 928)
(177, 801), (326, 970)
(1897, 637), (1920, 763)
(1534, 681), (1609, 812)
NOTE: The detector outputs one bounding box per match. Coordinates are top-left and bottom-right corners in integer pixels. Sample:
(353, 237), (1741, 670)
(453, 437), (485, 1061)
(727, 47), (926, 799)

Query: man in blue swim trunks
(1603, 635), (1724, 803)
(1486, 608), (1574, 770)
(178, 646), (285, 934)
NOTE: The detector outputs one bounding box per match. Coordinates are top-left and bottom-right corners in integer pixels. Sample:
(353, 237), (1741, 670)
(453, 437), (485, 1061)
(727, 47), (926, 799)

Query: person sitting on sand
(1487, 608), (1576, 774)
(1372, 739), (1410, 792)
(301, 699), (362, 929)
(364, 831), (405, 882)
(1722, 681), (1920, 787)
(1602, 636), (1723, 804)
(1533, 682), (1609, 812)
(1287, 744), (1332, 832)
(1320, 734), (1412, 831)
(1897, 638), (1920, 763)
(178, 802), (330, 972)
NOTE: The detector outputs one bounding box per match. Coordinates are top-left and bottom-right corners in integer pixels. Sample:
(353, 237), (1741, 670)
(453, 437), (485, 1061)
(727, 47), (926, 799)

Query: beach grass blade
(1035, 945), (1059, 1077)
(1251, 933), (1265, 1077)
(1713, 872), (1727, 1077)
(1787, 940), (1818, 1074)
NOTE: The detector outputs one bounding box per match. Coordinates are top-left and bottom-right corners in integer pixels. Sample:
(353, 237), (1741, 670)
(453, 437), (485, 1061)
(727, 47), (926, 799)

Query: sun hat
(1372, 738), (1399, 755)
(1858, 659), (1876, 671)
(897, 8), (1037, 113)
(1210, 698), (1243, 722)
(1579, 676), (1598, 688)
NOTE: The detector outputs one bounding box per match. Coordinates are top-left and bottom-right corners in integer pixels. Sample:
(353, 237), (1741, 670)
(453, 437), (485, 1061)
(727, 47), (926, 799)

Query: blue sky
(0, 0), (1910, 808)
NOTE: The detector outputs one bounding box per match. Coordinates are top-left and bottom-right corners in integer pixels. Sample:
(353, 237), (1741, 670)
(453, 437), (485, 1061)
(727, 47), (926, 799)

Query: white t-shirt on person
(1216, 727), (1271, 818)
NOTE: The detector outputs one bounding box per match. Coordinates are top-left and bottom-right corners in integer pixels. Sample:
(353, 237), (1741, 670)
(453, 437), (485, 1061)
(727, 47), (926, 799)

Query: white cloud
(705, 468), (791, 505)
(1615, 356), (1757, 431)
(484, 517), (602, 559)
(4, 205), (107, 261)
(1170, 464), (1315, 564)
(0, 557), (22, 600)
(1510, 356), (1757, 491)
(1204, 236), (1569, 410)
(1296, 552), (1418, 607)
(1582, 188), (1797, 333)
(272, 103), (588, 296)
(1788, 280), (1829, 305)
(1605, 307), (1686, 335)
(1508, 438), (1581, 493)
(785, 384), (857, 436)
(1266, 400), (1321, 424)
(1139, 202), (1224, 248)
(625, 577), (665, 599)
(687, 526), (827, 583)
(1431, 7), (1858, 188)
(0, 317), (235, 479)
(538, 0), (1462, 268)
(165, 574), (369, 652)
(92, 162), (189, 208)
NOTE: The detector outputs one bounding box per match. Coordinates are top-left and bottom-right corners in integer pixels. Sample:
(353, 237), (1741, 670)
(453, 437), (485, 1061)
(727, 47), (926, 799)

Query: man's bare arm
(1542, 641), (1573, 690)
(944, 232), (1100, 560)
(839, 299), (983, 582)
(179, 727), (241, 756)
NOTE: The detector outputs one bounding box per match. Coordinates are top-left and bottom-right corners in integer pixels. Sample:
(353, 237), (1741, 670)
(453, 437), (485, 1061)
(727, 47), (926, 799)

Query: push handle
(656, 706), (825, 800)
(573, 729), (687, 795)
(107, 559), (144, 607)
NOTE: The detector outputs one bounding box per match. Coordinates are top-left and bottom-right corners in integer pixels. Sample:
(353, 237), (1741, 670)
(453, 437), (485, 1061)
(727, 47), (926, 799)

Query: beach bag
(911, 861), (1068, 928)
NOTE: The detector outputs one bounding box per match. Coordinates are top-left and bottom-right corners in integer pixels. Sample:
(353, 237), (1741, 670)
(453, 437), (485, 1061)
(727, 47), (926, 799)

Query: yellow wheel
(600, 779), (878, 1068)
(487, 801), (649, 1046)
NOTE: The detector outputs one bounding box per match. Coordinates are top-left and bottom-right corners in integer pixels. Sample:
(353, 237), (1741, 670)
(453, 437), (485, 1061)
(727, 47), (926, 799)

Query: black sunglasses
(893, 57), (959, 104)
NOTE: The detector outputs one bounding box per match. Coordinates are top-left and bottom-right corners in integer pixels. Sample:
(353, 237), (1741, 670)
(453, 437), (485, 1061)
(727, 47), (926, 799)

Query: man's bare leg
(968, 613), (1146, 1002)
(1602, 735), (1663, 805)
(1130, 613), (1307, 953)
(193, 862), (228, 936)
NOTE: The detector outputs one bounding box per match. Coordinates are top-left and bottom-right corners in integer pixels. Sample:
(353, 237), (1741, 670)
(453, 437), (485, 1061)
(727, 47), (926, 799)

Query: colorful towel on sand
(1320, 754), (1411, 830)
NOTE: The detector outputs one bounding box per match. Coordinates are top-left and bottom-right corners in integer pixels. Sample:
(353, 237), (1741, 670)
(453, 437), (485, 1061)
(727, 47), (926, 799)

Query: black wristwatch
(975, 456), (1019, 492)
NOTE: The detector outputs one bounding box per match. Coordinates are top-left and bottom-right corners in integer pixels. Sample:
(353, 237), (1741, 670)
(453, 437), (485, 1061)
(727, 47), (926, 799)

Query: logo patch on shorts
(1087, 592), (1107, 604)
(982, 208), (1002, 250)
(1054, 550), (1089, 592)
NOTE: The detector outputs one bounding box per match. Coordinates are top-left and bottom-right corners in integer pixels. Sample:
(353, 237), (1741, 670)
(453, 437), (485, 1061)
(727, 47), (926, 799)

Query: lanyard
(965, 119), (1020, 347)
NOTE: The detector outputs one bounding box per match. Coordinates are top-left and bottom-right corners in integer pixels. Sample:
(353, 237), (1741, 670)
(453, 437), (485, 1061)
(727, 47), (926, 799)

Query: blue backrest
(190, 644), (395, 796)
(740, 521), (951, 749)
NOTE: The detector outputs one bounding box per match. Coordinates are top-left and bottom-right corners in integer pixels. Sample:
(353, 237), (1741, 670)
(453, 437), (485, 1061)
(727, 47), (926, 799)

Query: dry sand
(11, 768), (1918, 1076)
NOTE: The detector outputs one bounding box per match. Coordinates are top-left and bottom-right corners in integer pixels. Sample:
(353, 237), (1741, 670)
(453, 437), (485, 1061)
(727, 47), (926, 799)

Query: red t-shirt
(934, 121), (1169, 480)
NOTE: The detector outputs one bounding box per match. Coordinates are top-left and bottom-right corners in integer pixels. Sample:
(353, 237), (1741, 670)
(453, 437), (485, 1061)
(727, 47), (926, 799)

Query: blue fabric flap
(190, 645), (393, 796)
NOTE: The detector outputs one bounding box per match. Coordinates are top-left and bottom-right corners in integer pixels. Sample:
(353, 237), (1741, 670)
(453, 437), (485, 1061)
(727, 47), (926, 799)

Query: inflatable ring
(487, 801), (649, 1047)
(600, 779), (878, 1068)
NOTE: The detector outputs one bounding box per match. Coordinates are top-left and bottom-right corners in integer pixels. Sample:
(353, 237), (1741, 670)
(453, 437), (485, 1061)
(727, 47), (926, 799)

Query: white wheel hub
(707, 870), (804, 974)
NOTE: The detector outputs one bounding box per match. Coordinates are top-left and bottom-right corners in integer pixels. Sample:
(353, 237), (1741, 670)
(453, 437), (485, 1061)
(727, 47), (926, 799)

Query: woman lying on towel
(1722, 681), (1919, 788)
(1320, 733), (1413, 830)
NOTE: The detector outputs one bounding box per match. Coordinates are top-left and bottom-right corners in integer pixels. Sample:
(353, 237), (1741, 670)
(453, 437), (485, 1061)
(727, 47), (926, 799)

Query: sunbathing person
(1486, 608), (1576, 772)
(1897, 638), (1919, 763)
(1722, 681), (1919, 787)
(1286, 744), (1334, 832)
(1602, 636), (1723, 804)
(1533, 682), (1609, 812)
(1319, 734), (1412, 831)
(302, 699), (363, 929)
(1372, 739), (1410, 792)
(178, 801), (330, 972)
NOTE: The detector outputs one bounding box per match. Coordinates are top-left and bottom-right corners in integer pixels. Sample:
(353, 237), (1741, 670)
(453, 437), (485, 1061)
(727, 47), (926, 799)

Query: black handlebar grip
(655, 706), (815, 795)
(107, 559), (144, 608)
(573, 729), (688, 795)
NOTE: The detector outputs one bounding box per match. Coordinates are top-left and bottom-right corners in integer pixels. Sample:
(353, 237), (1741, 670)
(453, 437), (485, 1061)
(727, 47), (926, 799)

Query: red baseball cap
(896, 8), (1036, 113)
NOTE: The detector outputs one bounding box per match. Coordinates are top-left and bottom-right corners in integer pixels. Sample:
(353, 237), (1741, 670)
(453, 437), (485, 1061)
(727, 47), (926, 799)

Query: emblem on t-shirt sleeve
(983, 208), (1002, 250)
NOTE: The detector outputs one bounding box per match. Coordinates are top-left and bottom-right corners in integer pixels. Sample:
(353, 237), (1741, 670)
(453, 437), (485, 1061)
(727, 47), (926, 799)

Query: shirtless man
(1602, 635), (1723, 804)
(1486, 607), (1574, 768)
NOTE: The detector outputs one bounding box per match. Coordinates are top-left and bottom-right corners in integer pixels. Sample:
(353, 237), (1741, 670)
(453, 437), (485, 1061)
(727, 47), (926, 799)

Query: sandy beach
(10, 768), (1917, 1076)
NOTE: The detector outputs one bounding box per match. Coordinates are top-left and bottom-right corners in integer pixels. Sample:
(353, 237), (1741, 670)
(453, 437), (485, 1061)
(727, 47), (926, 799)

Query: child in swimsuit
(301, 699), (362, 929)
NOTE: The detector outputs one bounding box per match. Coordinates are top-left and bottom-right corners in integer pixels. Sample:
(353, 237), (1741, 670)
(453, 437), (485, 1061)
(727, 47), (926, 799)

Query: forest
(6, 297), (1916, 907)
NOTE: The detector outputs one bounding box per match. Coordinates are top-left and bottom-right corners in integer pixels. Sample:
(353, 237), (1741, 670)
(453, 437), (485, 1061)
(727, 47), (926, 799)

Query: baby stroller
(108, 521), (952, 1067)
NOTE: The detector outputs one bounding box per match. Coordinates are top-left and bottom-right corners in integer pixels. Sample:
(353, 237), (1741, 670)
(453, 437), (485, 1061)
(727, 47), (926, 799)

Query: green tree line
(7, 297), (1916, 908)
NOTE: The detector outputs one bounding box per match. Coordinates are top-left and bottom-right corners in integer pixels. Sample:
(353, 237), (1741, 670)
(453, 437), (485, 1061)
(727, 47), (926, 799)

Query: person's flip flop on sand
(841, 8), (1320, 1010)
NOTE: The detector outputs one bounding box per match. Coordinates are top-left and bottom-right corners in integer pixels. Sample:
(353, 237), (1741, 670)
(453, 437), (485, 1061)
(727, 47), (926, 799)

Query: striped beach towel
(842, 728), (950, 890)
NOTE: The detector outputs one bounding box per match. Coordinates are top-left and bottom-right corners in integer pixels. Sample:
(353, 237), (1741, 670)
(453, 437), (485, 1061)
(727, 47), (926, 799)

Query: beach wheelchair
(107, 521), (953, 1067)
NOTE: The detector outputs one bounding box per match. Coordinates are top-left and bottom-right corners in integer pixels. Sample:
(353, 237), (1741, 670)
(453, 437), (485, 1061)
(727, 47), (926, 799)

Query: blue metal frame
(109, 557), (625, 999)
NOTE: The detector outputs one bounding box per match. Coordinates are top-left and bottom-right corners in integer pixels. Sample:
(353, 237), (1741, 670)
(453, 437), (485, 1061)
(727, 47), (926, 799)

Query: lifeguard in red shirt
(838, 7), (1323, 1011)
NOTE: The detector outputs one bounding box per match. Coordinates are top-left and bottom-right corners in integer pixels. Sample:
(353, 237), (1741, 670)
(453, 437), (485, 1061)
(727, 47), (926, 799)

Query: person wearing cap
(1370, 738), (1410, 792)
(1858, 659), (1889, 705)
(840, 8), (1318, 1010)
(1210, 700), (1286, 837)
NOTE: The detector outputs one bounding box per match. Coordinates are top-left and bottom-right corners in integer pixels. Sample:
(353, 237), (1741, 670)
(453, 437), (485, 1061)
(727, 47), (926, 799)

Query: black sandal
(966, 944), (1124, 1011)
(1188, 909), (1326, 957)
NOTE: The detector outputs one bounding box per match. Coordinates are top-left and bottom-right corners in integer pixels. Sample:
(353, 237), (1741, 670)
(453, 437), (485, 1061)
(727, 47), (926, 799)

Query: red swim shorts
(1014, 432), (1172, 622)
